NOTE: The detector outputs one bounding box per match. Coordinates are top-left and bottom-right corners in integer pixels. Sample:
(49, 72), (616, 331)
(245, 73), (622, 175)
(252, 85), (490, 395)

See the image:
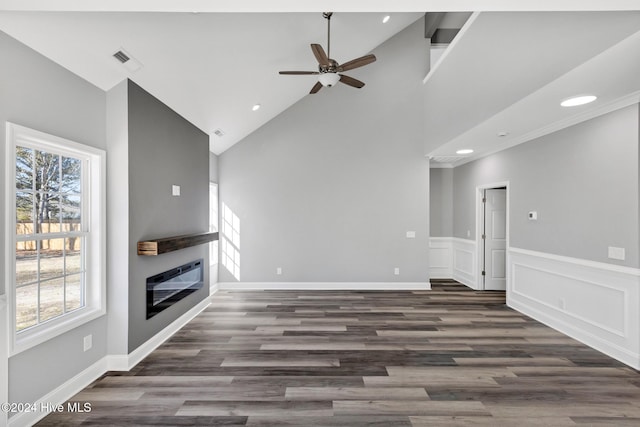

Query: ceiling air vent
(213, 129), (225, 137)
(112, 48), (143, 72)
(113, 50), (130, 63)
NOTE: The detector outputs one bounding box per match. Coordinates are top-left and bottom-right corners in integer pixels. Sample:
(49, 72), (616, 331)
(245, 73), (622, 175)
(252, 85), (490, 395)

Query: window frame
(5, 123), (106, 356)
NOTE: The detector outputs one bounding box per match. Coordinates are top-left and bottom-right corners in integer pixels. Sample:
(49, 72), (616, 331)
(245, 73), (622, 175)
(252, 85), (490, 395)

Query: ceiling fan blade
(339, 74), (365, 89)
(311, 44), (330, 67)
(309, 81), (323, 94)
(279, 71), (320, 75)
(337, 54), (376, 72)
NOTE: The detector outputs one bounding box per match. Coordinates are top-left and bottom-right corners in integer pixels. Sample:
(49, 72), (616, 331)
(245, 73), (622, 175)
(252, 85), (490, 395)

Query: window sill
(10, 306), (106, 356)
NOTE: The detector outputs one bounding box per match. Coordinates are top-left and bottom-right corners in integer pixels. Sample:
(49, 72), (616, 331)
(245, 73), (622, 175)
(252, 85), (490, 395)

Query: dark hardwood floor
(38, 281), (640, 426)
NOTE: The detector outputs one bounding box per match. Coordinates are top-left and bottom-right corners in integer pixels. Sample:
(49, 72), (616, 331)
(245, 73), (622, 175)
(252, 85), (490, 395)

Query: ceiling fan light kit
(318, 73), (340, 87)
(279, 12), (377, 94)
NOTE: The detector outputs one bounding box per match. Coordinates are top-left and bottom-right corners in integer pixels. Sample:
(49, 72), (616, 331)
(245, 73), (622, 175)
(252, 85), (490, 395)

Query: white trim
(507, 247), (640, 370)
(6, 122), (107, 356)
(210, 282), (220, 295)
(106, 296), (211, 371)
(429, 237), (453, 279)
(0, 294), (8, 427)
(6, 295), (211, 425)
(8, 356), (108, 427)
(218, 282), (431, 291)
(451, 238), (477, 289)
(509, 247), (640, 277)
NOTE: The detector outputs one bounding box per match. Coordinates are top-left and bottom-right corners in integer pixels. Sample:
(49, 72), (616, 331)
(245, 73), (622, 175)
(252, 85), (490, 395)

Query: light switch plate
(406, 231), (416, 238)
(83, 334), (92, 352)
(172, 185), (180, 196)
(394, 267), (400, 275)
(608, 246), (625, 261)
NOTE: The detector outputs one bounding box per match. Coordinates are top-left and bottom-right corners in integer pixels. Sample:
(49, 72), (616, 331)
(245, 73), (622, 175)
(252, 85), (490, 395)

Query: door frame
(475, 181), (510, 291)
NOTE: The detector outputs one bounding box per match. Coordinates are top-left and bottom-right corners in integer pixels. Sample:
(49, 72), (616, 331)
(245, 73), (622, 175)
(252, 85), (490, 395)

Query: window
(6, 123), (105, 355)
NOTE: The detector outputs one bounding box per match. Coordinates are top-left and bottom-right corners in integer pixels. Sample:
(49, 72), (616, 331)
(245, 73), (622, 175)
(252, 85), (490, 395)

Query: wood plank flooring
(38, 281), (640, 426)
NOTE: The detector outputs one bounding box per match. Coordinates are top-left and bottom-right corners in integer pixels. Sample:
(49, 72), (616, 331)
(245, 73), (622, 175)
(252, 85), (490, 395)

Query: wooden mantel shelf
(137, 231), (219, 256)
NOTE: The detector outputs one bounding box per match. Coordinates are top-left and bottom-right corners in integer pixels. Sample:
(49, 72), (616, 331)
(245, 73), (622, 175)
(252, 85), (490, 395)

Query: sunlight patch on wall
(221, 202), (240, 280)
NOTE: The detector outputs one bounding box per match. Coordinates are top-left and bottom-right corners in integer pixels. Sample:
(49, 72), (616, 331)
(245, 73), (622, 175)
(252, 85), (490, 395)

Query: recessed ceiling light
(252, 104), (261, 111)
(382, 15), (391, 24)
(560, 95), (597, 107)
(456, 149), (474, 155)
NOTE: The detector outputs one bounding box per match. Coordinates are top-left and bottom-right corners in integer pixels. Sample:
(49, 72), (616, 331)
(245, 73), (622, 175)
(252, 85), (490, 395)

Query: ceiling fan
(279, 12), (377, 94)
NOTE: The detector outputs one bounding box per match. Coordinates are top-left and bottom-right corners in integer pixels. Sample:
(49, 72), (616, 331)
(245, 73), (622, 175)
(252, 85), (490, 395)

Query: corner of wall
(106, 79), (130, 356)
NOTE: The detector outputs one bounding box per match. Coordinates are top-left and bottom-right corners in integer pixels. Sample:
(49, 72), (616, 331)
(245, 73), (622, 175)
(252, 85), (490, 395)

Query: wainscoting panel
(429, 237), (453, 279)
(452, 238), (478, 289)
(508, 247), (640, 369)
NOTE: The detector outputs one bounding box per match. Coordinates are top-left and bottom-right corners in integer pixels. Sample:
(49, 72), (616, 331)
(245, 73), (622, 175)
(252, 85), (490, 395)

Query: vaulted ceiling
(1, 1), (639, 160)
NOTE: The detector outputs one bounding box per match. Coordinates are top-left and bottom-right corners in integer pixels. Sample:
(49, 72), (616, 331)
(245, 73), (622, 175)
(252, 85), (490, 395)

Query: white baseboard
(452, 238), (478, 290)
(429, 237), (453, 279)
(8, 356), (108, 427)
(508, 247), (640, 370)
(218, 282), (431, 290)
(107, 296), (211, 371)
(8, 296), (211, 426)
(210, 282), (220, 295)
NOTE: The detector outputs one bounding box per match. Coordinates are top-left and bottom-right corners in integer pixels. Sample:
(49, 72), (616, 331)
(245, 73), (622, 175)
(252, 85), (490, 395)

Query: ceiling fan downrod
(323, 12), (333, 59)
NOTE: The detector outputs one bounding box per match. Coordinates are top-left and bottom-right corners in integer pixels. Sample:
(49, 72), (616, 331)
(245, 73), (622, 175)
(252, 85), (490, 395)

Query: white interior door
(483, 188), (507, 290)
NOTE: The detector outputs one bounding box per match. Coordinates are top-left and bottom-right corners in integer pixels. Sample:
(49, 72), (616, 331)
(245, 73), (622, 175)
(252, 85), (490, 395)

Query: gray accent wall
(127, 80), (210, 351)
(453, 104), (639, 268)
(1, 31), (108, 405)
(218, 18), (430, 283)
(430, 168), (454, 237)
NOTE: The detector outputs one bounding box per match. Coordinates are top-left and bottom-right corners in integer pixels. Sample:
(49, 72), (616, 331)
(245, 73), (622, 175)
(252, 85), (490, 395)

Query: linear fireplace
(146, 259), (203, 319)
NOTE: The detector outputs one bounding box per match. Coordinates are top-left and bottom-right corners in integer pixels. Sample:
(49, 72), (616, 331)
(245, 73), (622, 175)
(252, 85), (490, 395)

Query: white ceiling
(425, 11), (640, 166)
(0, 11), (422, 154)
(1, 1), (640, 159)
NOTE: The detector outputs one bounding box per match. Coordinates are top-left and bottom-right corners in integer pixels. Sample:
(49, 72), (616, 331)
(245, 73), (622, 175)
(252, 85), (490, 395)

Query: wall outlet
(83, 334), (92, 352)
(528, 211), (538, 220)
(608, 246), (625, 261)
(406, 231), (416, 238)
(276, 267), (282, 275)
(394, 267), (400, 275)
(466, 230), (470, 238)
(558, 299), (565, 310)
(172, 185), (181, 196)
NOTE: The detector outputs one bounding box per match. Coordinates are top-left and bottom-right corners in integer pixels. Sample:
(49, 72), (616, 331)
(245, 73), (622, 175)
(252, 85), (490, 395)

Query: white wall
(218, 18), (430, 285)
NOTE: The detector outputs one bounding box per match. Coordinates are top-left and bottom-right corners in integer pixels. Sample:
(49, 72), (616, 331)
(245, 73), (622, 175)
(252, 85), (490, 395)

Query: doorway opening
(476, 183), (509, 291)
